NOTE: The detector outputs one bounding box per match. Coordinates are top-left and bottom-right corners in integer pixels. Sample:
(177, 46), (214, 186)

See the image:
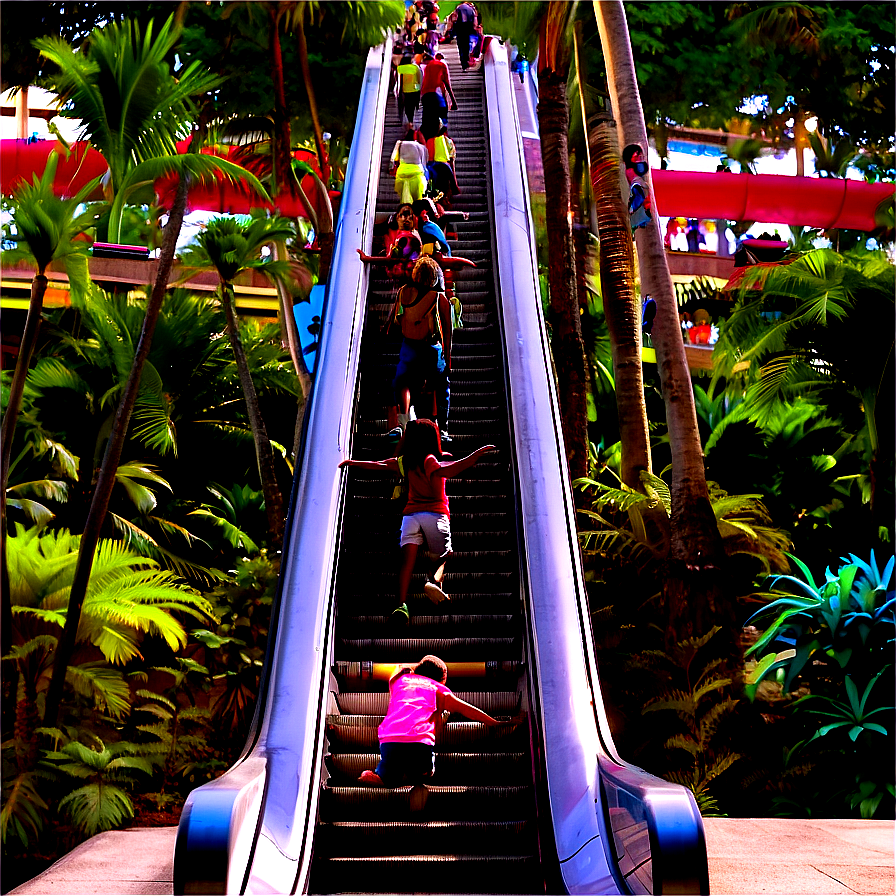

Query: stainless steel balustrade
(173, 42), (391, 896)
(482, 37), (708, 896)
(173, 36), (709, 896)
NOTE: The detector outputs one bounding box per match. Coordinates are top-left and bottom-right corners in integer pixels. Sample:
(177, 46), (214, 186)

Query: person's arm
(390, 664), (414, 685)
(432, 444), (496, 479)
(383, 294), (401, 334)
(433, 252), (475, 269)
(444, 75), (457, 110)
(437, 690), (500, 726)
(339, 457), (401, 472)
(438, 292), (452, 369)
(356, 249), (394, 264)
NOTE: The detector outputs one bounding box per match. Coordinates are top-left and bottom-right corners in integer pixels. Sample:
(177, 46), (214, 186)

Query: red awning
(0, 138), (332, 223)
(651, 170), (893, 232)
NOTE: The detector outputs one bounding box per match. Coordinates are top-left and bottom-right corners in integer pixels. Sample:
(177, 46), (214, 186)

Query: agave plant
(745, 550), (895, 694)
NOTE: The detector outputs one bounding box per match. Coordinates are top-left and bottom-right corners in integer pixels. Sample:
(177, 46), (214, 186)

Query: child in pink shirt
(359, 655), (500, 786)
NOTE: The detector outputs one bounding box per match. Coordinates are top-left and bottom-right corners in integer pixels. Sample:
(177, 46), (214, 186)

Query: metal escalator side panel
(599, 758), (710, 896)
(172, 43), (391, 896)
(482, 39), (616, 896)
(482, 39), (708, 896)
(244, 41), (392, 896)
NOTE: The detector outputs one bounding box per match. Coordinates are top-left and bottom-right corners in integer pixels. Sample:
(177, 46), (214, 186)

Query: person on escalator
(391, 122), (429, 204)
(339, 419), (496, 623)
(453, 1), (477, 71)
(357, 205), (476, 287)
(396, 53), (423, 126)
(420, 51), (457, 138)
(355, 655), (500, 788)
(388, 256), (453, 441)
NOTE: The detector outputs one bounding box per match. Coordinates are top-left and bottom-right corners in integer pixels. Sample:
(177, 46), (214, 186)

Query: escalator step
(334, 691), (520, 717)
(337, 638), (518, 661)
(337, 616), (518, 638)
(320, 784), (533, 821)
(309, 853), (539, 895)
(314, 819), (535, 855)
(325, 719), (527, 753)
(325, 752), (529, 785)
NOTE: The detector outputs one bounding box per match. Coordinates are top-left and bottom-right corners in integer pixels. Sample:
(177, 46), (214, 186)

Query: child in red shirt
(339, 419), (495, 622)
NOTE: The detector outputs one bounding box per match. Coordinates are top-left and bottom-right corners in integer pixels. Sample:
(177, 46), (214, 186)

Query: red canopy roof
(651, 170), (892, 232)
(2, 139), (892, 232)
(0, 138), (332, 222)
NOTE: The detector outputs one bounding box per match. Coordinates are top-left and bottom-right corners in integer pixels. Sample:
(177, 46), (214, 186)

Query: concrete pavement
(9, 818), (894, 895)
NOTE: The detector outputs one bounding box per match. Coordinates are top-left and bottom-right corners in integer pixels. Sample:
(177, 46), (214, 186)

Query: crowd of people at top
(358, 1), (487, 449)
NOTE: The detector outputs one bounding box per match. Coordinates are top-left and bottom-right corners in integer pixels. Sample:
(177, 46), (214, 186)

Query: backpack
(398, 285), (443, 343)
(456, 3), (474, 24)
(391, 455), (409, 505)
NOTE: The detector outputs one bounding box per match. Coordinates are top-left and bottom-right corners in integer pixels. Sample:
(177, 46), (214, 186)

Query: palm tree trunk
(220, 281), (285, 549)
(574, 23), (651, 490)
(295, 15), (329, 183)
(271, 241), (313, 464)
(43, 166), (192, 730)
(269, 4), (299, 200)
(537, 68), (590, 482)
(593, 0), (733, 647)
(1, 271), (49, 669)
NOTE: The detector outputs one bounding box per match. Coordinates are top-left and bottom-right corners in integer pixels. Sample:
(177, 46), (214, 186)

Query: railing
(172, 42), (391, 896)
(483, 37), (709, 896)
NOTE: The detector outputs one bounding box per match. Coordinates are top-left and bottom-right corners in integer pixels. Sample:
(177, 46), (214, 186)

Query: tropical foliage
(738, 551), (895, 819)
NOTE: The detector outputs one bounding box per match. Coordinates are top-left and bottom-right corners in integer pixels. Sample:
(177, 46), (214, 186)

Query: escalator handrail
(482, 39), (708, 896)
(172, 43), (391, 896)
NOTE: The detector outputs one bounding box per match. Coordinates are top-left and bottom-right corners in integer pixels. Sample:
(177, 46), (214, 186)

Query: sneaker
(386, 426), (403, 439)
(390, 602), (410, 624)
(440, 430), (452, 443)
(359, 770), (384, 785)
(423, 582), (450, 604)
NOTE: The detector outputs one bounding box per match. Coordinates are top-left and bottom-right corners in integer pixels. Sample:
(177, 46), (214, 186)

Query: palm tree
(537, 1), (590, 481)
(40, 14), (270, 731)
(0, 154), (100, 681)
(573, 22), (651, 490)
(178, 215), (297, 550)
(5, 522), (214, 762)
(33, 15), (261, 245)
(593, 0), (730, 645)
(725, 3), (824, 178)
(712, 247), (895, 524)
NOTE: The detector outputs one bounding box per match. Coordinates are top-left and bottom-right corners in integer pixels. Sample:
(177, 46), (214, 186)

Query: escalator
(173, 38), (708, 896)
(308, 43), (540, 893)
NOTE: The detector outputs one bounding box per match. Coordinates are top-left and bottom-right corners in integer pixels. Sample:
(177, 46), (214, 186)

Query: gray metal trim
(172, 43), (390, 896)
(482, 39), (709, 896)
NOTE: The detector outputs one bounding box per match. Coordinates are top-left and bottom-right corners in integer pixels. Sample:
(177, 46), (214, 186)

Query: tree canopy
(561, 3), (894, 161)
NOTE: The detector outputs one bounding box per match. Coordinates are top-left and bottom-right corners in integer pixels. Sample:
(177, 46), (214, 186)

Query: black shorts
(375, 742), (436, 786)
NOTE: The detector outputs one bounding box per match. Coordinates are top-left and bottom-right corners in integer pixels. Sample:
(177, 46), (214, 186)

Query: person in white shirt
(391, 124), (429, 204)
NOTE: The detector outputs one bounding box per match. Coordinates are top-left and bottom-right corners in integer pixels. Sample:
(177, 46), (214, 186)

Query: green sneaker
(390, 602), (409, 624)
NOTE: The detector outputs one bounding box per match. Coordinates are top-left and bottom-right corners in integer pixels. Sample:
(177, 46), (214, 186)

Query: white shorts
(399, 512), (452, 558)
